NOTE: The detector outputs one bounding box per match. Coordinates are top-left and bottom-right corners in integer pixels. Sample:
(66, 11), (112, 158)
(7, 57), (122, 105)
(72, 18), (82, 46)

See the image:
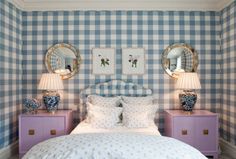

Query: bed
(23, 80), (207, 159)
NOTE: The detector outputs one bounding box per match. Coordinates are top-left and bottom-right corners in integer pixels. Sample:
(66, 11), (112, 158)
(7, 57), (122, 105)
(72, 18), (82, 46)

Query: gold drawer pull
(28, 129), (35, 135)
(50, 129), (57, 135)
(203, 129), (209, 135)
(182, 130), (188, 135)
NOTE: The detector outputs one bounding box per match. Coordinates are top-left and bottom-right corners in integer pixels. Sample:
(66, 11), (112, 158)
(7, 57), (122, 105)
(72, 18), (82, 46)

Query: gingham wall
(2, 0), (236, 150)
(221, 1), (236, 145)
(21, 10), (221, 134)
(0, 1), (23, 149)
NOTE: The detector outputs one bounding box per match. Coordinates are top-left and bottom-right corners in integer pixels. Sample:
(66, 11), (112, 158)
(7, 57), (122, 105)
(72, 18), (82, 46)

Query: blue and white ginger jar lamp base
(179, 90), (197, 111)
(43, 91), (60, 113)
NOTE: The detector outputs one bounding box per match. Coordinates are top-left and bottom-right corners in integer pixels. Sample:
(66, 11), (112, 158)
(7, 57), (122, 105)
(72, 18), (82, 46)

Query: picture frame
(122, 48), (145, 75)
(92, 48), (115, 75)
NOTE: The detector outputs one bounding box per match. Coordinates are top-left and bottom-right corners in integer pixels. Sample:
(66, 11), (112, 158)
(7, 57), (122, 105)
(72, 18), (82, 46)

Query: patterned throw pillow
(88, 103), (123, 128)
(90, 112), (120, 129)
(122, 96), (153, 105)
(121, 101), (157, 127)
(88, 95), (121, 107)
(123, 112), (149, 128)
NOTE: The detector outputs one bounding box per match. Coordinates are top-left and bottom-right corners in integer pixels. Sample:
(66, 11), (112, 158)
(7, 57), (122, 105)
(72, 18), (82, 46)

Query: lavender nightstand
(164, 110), (218, 159)
(19, 110), (73, 158)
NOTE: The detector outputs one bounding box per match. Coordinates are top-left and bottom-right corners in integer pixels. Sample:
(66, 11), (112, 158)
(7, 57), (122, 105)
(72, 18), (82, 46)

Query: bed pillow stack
(86, 95), (122, 128)
(86, 95), (157, 129)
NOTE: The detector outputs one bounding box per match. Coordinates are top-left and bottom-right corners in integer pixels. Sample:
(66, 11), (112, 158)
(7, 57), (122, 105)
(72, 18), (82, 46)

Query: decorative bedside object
(176, 72), (201, 111)
(19, 110), (73, 158)
(38, 73), (64, 113)
(23, 98), (41, 114)
(164, 110), (218, 159)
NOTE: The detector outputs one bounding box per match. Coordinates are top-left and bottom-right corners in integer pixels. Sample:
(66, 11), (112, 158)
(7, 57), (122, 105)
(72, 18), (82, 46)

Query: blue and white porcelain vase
(43, 92), (60, 113)
(179, 91), (197, 111)
(23, 98), (41, 114)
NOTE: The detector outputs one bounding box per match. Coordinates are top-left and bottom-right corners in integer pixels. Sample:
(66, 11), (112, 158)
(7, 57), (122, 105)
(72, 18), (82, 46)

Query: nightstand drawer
(195, 117), (218, 151)
(173, 117), (195, 146)
(20, 117), (44, 153)
(43, 117), (65, 140)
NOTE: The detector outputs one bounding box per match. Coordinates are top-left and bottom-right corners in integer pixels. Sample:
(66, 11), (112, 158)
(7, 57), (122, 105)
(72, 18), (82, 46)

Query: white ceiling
(9, 0), (233, 11)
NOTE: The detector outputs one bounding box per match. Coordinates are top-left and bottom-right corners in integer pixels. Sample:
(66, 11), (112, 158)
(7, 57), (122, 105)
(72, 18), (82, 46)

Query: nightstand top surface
(19, 109), (72, 117)
(164, 110), (218, 116)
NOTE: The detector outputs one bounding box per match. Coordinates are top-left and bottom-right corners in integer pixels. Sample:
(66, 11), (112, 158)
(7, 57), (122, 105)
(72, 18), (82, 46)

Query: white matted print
(92, 48), (115, 75)
(122, 48), (145, 74)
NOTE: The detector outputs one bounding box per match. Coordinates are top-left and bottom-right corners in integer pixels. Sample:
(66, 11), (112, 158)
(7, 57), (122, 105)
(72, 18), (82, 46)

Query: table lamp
(176, 72), (201, 111)
(38, 73), (64, 113)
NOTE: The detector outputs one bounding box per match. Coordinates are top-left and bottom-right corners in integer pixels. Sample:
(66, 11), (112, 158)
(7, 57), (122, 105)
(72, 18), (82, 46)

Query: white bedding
(70, 121), (161, 136)
(23, 133), (207, 159)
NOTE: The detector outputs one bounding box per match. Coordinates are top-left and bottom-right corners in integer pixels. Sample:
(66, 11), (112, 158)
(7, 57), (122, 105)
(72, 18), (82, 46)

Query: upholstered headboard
(78, 80), (153, 120)
(79, 80), (152, 98)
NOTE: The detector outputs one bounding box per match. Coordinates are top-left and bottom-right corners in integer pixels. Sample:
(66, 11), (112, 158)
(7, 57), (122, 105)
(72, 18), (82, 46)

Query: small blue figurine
(23, 98), (41, 114)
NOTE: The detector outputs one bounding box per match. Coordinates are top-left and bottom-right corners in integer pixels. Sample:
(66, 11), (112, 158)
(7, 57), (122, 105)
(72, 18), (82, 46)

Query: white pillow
(90, 112), (120, 129)
(87, 102), (122, 121)
(121, 101), (157, 126)
(122, 96), (153, 105)
(88, 103), (123, 128)
(88, 95), (121, 107)
(123, 112), (149, 128)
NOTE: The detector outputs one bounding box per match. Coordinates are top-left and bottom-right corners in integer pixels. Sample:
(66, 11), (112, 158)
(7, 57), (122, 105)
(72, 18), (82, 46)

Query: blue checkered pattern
(79, 80), (152, 98)
(2, 0), (236, 150)
(21, 10), (221, 135)
(182, 50), (193, 71)
(50, 53), (65, 70)
(220, 1), (236, 145)
(0, 1), (22, 149)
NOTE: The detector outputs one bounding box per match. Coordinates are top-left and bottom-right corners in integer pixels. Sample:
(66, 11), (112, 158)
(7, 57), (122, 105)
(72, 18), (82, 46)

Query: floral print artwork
(93, 48), (115, 74)
(122, 48), (145, 74)
(98, 54), (110, 67)
(128, 55), (140, 68)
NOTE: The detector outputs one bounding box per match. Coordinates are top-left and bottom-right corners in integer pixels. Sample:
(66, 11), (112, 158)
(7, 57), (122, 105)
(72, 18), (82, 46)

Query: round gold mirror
(162, 43), (198, 78)
(45, 43), (81, 79)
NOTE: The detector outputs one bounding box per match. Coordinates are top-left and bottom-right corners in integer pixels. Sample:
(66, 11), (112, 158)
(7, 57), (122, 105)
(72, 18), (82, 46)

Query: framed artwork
(122, 48), (145, 74)
(92, 48), (115, 75)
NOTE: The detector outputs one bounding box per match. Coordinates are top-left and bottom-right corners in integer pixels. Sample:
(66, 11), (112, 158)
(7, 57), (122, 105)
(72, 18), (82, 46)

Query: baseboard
(219, 138), (236, 158)
(0, 141), (18, 159)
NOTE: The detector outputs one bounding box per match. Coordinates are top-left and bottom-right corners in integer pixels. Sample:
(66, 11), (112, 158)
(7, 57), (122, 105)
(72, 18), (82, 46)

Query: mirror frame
(45, 43), (81, 80)
(161, 43), (198, 78)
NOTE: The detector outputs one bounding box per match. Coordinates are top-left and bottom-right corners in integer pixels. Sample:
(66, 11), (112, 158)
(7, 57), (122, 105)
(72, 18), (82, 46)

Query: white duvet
(23, 133), (207, 159)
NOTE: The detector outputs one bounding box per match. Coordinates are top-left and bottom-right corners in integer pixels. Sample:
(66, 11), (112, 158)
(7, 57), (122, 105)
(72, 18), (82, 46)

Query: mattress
(70, 121), (161, 136)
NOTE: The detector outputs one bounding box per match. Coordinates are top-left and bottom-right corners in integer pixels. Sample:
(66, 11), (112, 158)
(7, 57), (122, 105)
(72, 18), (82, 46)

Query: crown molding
(7, 0), (24, 10)
(216, 0), (233, 11)
(8, 0), (234, 11)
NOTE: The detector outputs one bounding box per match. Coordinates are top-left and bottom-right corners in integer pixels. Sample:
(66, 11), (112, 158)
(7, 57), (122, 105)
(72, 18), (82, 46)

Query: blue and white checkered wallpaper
(0, 1), (23, 149)
(221, 1), (236, 145)
(21, 10), (221, 133)
(1, 0), (235, 150)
